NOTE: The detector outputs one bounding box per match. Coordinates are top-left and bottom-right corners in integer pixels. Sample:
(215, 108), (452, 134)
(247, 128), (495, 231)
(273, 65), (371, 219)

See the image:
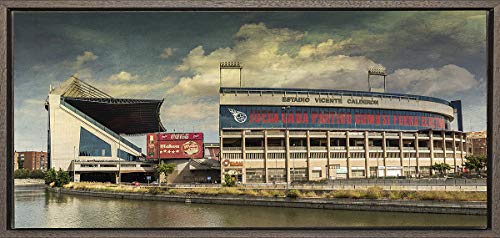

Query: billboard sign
(146, 133), (204, 159)
(220, 105), (449, 131)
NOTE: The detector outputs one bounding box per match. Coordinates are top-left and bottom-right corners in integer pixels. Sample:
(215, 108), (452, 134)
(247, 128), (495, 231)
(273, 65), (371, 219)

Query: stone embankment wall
(47, 187), (486, 215)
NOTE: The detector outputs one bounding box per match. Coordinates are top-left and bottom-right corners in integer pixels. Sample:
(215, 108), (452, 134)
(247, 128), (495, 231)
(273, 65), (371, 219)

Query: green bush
(147, 187), (162, 195)
(14, 169), (45, 179)
(223, 174), (236, 187)
(364, 186), (384, 199)
(286, 189), (302, 199)
(55, 169), (70, 187)
(44, 168), (57, 185)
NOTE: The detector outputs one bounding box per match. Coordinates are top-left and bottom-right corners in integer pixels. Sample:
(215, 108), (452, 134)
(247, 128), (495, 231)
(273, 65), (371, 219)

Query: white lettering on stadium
(282, 97), (310, 103)
(347, 99), (379, 105)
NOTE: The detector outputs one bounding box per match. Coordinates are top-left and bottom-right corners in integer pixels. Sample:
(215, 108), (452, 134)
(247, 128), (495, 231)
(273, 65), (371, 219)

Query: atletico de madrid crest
(228, 108), (247, 123)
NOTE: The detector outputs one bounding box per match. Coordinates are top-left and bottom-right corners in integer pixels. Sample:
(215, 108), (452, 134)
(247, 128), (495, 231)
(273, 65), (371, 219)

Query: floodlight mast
(367, 66), (388, 92)
(220, 62), (243, 88)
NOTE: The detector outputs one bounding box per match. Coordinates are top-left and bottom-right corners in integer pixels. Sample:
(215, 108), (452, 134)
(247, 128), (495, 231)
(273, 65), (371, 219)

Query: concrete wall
(48, 94), (141, 171)
(48, 187), (486, 215)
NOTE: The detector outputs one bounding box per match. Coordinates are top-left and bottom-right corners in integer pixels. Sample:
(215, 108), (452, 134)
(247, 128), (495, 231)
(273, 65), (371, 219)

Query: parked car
(131, 181), (141, 186)
(151, 181), (159, 185)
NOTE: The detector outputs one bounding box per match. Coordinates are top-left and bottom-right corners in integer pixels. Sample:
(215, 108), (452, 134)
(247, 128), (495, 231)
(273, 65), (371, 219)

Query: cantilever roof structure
(50, 77), (166, 135)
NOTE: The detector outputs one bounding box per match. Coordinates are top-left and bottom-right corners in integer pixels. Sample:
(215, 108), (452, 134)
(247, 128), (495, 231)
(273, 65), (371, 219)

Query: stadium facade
(45, 77), (165, 182)
(219, 87), (467, 183)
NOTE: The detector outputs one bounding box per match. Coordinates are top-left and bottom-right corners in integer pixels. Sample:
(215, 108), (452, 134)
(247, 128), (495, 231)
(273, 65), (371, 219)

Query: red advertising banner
(157, 133), (203, 141)
(158, 140), (204, 159)
(146, 133), (204, 159)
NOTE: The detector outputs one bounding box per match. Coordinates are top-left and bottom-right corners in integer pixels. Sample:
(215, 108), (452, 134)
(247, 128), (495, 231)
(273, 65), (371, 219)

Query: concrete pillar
(429, 130), (434, 175)
(442, 131), (447, 167)
(264, 130), (269, 183)
(364, 131), (370, 178)
(382, 131), (387, 177)
(220, 129), (224, 183)
(415, 132), (420, 177)
(73, 172), (80, 182)
(346, 132), (351, 179)
(285, 130), (290, 183)
(242, 130), (246, 184)
(452, 132), (457, 173)
(460, 133), (465, 159)
(399, 132), (404, 176)
(115, 172), (120, 184)
(306, 131), (311, 181)
(327, 131), (331, 180)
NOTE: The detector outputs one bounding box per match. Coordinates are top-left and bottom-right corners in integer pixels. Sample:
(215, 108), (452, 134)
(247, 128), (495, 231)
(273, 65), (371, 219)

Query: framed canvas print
(1, 1), (500, 237)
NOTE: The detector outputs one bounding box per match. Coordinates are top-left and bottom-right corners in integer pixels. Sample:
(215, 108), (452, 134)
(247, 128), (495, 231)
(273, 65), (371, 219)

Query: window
(79, 127), (111, 156)
(268, 168), (286, 182)
(311, 169), (322, 178)
(118, 149), (138, 161)
(246, 169), (265, 183)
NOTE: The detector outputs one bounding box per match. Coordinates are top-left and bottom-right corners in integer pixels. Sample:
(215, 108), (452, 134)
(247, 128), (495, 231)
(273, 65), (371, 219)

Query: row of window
(78, 127), (138, 160)
(225, 152), (464, 160)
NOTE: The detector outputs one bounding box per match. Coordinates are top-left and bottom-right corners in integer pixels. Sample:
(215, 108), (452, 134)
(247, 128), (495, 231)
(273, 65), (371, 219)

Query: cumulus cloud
(168, 23), (381, 97)
(161, 101), (219, 137)
(73, 51), (97, 69)
(109, 71), (139, 81)
(160, 47), (176, 58)
(387, 64), (478, 97)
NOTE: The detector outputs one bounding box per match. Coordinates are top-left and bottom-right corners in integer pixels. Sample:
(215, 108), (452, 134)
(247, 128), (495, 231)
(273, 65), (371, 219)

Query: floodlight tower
(368, 66), (387, 92)
(220, 62), (243, 87)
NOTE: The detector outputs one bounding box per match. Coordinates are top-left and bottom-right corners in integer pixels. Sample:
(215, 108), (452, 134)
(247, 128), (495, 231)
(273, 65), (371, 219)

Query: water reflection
(14, 186), (487, 228)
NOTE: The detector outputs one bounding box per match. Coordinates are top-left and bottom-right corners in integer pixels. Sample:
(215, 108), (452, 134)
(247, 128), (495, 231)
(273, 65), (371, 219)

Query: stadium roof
(50, 77), (166, 135)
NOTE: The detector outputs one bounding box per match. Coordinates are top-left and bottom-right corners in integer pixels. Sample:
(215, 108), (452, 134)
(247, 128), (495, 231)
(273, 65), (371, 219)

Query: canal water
(14, 185), (487, 228)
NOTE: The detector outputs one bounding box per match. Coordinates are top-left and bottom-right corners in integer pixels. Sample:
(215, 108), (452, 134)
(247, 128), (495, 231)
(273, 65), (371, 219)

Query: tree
(44, 168), (57, 185)
(430, 162), (452, 176)
(223, 174), (235, 187)
(55, 169), (71, 187)
(464, 155), (487, 175)
(155, 163), (176, 186)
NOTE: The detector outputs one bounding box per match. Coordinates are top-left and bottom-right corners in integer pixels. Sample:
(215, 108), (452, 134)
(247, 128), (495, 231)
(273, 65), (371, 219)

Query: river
(14, 185), (487, 228)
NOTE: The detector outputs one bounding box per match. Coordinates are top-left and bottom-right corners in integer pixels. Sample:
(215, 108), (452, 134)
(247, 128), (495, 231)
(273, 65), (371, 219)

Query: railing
(368, 132), (382, 137)
(402, 133), (415, 138)
(223, 147), (242, 151)
(309, 131), (326, 136)
(246, 146), (264, 151)
(310, 146), (327, 150)
(60, 99), (141, 153)
(349, 146), (364, 150)
(386, 146), (399, 150)
(290, 146), (307, 150)
(330, 146), (347, 150)
(246, 132), (263, 136)
(223, 131), (241, 136)
(267, 146), (285, 150)
(369, 146), (383, 150)
(289, 131), (306, 136)
(418, 133), (429, 137)
(267, 131), (285, 136)
(385, 133), (398, 137)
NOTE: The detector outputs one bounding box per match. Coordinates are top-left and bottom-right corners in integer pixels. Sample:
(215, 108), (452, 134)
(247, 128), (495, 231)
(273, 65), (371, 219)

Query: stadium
(46, 77), (220, 183)
(219, 68), (467, 183)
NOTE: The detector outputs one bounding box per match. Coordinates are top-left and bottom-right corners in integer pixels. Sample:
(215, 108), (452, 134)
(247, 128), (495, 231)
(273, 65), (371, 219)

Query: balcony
(330, 146), (347, 151)
(223, 147), (242, 152)
(310, 146), (327, 151)
(349, 146), (364, 150)
(386, 146), (399, 151)
(246, 146), (264, 151)
(290, 146), (307, 151)
(223, 131), (241, 137)
(245, 131), (263, 136)
(385, 132), (399, 137)
(267, 146), (285, 151)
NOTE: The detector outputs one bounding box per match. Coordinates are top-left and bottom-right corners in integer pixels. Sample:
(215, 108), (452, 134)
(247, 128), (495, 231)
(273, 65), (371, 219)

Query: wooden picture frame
(1, 1), (498, 237)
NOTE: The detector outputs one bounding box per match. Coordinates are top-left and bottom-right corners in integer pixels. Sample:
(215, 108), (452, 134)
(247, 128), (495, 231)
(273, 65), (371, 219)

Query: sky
(13, 11), (487, 151)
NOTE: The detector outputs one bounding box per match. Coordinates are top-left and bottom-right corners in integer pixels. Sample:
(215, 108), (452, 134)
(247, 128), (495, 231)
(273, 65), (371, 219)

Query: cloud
(387, 64), (478, 97)
(161, 100), (219, 137)
(73, 51), (97, 69)
(168, 23), (381, 97)
(160, 47), (176, 58)
(109, 71), (139, 81)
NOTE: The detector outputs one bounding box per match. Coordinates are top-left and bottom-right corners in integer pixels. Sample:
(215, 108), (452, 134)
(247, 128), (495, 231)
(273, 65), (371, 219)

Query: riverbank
(47, 184), (487, 215)
(14, 179), (45, 186)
